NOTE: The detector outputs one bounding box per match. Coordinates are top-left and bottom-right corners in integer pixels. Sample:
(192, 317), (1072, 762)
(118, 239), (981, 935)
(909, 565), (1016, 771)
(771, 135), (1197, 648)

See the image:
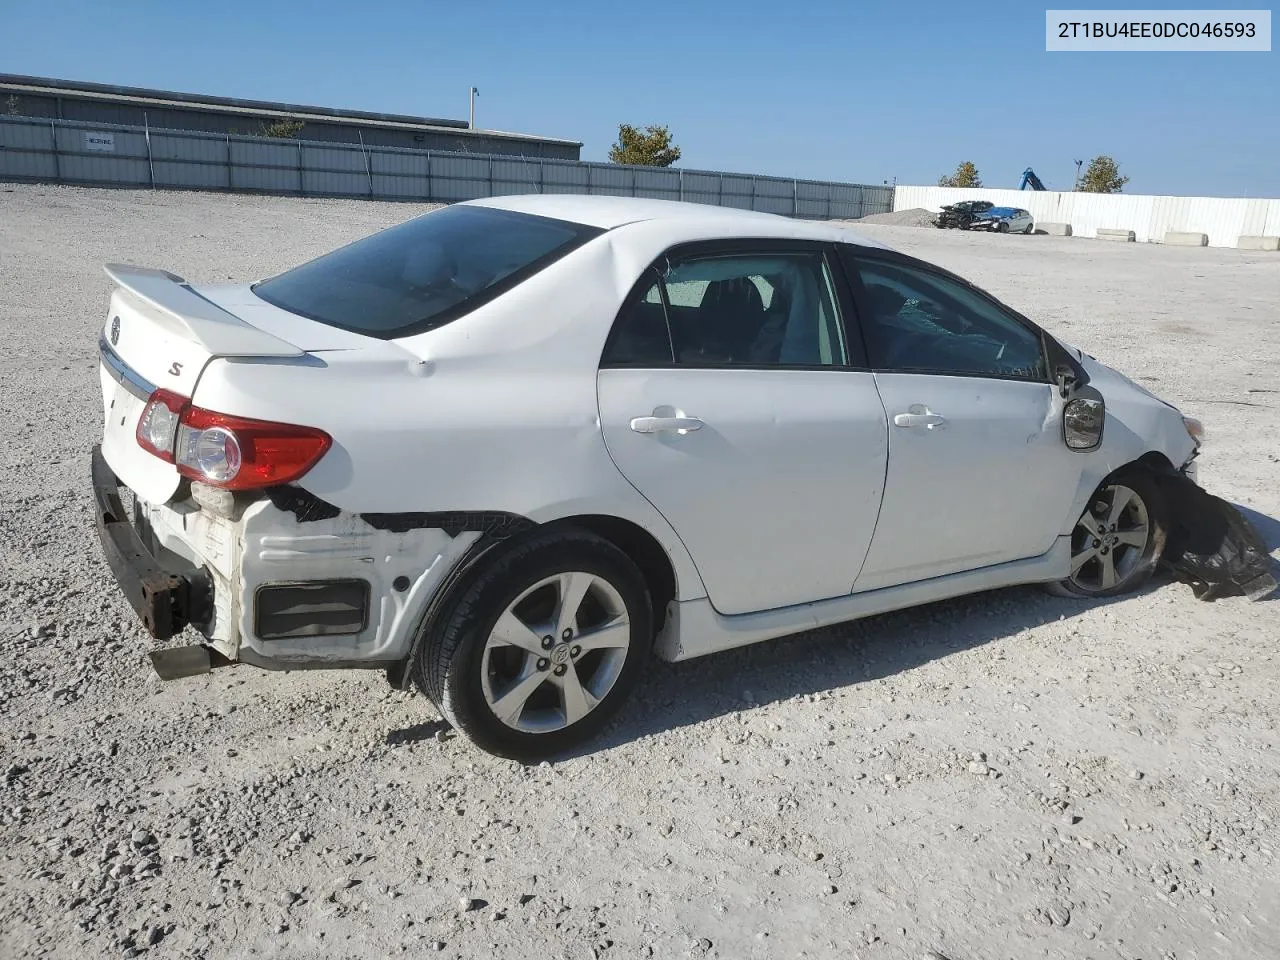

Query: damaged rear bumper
(92, 443), (213, 641)
(93, 444), (230, 679)
(92, 443), (496, 680)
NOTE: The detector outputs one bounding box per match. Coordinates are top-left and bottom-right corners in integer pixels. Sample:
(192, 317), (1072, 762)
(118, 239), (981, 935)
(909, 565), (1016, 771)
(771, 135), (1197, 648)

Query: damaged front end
(1153, 467), (1277, 601)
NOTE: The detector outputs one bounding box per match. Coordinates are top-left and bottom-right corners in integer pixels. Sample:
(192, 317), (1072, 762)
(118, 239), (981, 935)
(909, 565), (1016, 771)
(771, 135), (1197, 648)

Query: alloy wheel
(1067, 484), (1151, 593)
(480, 572), (631, 733)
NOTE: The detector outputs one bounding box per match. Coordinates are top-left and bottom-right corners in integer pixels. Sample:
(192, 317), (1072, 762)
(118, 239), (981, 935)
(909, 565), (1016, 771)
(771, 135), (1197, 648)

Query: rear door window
(252, 204), (601, 338)
(602, 249), (848, 368)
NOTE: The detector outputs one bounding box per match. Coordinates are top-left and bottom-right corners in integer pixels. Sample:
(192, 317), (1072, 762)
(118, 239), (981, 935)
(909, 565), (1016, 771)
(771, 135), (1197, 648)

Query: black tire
(1047, 468), (1169, 599)
(1024, 223), (1035, 234)
(413, 527), (653, 762)
(997, 221), (1011, 233)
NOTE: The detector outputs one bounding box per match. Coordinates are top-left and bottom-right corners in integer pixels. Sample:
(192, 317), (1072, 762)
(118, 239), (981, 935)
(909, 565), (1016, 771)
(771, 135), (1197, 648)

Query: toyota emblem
(110, 316), (120, 345)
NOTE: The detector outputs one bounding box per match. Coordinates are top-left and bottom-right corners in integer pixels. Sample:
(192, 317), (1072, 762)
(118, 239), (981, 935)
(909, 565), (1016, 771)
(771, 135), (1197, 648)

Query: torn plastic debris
(1156, 471), (1277, 602)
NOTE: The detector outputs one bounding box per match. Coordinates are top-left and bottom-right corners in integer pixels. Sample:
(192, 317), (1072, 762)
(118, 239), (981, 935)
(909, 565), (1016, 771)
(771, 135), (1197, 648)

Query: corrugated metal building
(0, 73), (582, 160)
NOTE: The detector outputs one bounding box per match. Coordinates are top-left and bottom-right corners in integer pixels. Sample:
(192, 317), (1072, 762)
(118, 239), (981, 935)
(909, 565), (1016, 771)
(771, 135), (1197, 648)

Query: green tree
(1077, 155), (1129, 193)
(229, 118), (307, 138)
(608, 123), (681, 166)
(938, 161), (981, 188)
(257, 117), (306, 139)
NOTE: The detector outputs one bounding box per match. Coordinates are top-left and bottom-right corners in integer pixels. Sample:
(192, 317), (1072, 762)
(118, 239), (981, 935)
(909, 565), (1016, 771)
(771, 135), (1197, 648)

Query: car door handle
(630, 416), (704, 434)
(893, 411), (947, 429)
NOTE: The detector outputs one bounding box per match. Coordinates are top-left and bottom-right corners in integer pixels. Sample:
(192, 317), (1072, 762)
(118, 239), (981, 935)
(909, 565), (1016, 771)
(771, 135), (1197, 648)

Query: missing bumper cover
(254, 579), (371, 640)
(91, 444), (214, 641)
(360, 509), (535, 538)
(264, 484), (535, 540)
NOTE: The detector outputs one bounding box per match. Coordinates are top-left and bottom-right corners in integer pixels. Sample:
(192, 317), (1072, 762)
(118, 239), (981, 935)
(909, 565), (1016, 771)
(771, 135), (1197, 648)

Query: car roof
(461, 193), (887, 248)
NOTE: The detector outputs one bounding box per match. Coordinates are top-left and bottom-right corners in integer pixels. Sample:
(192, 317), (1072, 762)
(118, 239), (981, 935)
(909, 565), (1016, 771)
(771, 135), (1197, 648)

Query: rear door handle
(630, 416), (704, 434)
(893, 410), (947, 429)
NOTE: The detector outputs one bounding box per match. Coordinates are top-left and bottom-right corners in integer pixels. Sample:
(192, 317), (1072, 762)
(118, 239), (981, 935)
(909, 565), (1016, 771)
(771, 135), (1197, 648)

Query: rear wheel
(414, 528), (653, 762)
(1024, 223), (1035, 234)
(1048, 471), (1168, 598)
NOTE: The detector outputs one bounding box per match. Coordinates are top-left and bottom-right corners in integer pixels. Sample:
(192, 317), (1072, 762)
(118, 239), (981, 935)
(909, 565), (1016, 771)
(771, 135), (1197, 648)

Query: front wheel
(414, 528), (653, 762)
(1047, 471), (1168, 598)
(997, 221), (1011, 233)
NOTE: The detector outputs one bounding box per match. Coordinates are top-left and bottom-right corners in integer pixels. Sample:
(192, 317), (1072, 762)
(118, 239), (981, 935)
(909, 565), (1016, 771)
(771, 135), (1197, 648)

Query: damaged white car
(92, 195), (1275, 760)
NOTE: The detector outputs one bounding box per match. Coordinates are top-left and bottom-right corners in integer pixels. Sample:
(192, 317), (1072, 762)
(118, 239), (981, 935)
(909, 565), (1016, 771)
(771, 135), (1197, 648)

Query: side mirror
(1063, 386), (1106, 451)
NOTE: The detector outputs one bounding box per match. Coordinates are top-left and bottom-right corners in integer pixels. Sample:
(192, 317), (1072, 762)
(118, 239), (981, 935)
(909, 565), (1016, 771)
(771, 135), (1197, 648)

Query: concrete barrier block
(1096, 228), (1136, 242)
(1238, 235), (1280, 251)
(1165, 231), (1209, 246)
(1039, 222), (1072, 236)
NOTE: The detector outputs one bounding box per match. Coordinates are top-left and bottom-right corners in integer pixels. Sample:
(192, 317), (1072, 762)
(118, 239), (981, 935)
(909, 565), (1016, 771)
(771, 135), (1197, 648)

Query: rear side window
(602, 250), (848, 368)
(252, 205), (601, 338)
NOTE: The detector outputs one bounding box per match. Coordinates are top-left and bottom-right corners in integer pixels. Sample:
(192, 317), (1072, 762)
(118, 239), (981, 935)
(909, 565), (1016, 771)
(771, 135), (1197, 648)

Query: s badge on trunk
(110, 315), (120, 345)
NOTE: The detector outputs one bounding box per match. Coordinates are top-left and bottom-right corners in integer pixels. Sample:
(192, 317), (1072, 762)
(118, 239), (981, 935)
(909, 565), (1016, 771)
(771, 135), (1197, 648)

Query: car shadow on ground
(386, 717), (451, 746)
(385, 503), (1280, 761)
(1235, 503), (1280, 552)
(582, 579), (1163, 759)
(1231, 503), (1280, 604)
(384, 582), (1153, 760)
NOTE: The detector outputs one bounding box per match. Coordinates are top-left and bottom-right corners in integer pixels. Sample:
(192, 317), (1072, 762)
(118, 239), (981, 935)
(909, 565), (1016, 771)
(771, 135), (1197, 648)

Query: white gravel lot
(1, 183), (1279, 960)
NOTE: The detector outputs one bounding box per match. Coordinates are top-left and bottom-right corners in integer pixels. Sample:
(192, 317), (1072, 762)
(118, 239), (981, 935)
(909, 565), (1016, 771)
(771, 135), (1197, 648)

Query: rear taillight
(135, 388), (185, 463)
(136, 391), (331, 490)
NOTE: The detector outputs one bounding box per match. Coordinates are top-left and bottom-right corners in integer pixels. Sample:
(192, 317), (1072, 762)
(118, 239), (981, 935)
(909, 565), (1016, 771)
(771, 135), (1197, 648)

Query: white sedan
(91, 195), (1268, 761)
(973, 206), (1036, 234)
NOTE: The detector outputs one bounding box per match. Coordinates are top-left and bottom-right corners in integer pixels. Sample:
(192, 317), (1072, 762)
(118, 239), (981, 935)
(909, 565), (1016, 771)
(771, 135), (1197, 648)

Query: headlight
(1183, 416), (1205, 446)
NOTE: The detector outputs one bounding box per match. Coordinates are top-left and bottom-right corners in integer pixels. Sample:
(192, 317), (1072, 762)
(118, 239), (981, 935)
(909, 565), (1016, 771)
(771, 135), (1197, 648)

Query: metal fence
(0, 115), (892, 220)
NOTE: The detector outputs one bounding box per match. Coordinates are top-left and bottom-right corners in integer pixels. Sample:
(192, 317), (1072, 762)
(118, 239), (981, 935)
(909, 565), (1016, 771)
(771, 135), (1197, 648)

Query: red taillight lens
(135, 391), (331, 490)
(136, 389), (186, 463)
(174, 406), (330, 490)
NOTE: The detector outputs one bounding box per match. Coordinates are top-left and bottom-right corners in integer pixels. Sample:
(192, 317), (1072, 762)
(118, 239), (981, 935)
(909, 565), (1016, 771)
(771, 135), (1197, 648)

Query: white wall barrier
(893, 185), (1280, 249)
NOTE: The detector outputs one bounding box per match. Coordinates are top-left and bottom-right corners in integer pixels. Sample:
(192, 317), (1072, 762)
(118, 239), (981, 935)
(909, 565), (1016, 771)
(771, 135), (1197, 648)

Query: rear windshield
(251, 204), (601, 338)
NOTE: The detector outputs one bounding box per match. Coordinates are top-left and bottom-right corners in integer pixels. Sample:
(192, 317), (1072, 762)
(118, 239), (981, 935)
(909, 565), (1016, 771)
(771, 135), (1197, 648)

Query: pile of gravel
(853, 207), (938, 228)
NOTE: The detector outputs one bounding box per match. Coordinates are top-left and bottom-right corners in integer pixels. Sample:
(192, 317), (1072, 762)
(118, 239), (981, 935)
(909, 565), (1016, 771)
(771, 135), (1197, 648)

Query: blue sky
(1, 0), (1275, 196)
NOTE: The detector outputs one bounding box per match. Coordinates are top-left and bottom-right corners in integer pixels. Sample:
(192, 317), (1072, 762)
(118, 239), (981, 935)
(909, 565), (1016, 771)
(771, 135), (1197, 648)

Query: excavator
(1019, 167), (1047, 190)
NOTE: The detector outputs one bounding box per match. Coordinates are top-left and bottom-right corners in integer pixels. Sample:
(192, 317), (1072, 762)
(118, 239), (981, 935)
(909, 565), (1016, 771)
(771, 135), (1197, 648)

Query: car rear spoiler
(103, 263), (303, 358)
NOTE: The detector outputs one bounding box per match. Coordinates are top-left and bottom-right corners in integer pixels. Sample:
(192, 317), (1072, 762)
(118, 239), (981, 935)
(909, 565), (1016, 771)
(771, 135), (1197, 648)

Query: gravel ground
(1, 183), (1279, 960)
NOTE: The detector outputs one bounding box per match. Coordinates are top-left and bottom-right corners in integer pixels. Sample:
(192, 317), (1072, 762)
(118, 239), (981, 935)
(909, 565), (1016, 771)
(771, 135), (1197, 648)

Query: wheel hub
(479, 571), (632, 734)
(1067, 483), (1151, 594)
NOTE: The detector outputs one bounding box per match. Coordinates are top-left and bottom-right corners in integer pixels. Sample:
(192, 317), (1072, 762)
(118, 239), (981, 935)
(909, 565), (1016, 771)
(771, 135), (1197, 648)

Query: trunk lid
(98, 264), (309, 505)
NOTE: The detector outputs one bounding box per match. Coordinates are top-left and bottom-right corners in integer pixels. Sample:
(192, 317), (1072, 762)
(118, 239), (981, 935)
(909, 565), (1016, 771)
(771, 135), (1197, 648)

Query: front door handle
(630, 416), (704, 434)
(893, 409), (947, 429)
